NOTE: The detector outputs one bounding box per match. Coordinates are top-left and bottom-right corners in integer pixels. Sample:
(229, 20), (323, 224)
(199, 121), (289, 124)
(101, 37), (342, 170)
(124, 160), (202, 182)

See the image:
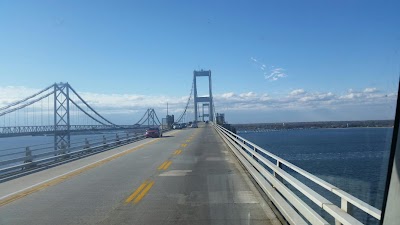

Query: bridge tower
(146, 108), (157, 127)
(54, 83), (71, 151)
(193, 70), (214, 122)
(202, 103), (209, 122)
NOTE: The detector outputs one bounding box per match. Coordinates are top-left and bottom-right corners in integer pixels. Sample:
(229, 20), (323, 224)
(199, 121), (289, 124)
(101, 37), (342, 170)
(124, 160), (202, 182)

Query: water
(0, 128), (393, 224)
(239, 128), (393, 224)
(0, 131), (145, 165)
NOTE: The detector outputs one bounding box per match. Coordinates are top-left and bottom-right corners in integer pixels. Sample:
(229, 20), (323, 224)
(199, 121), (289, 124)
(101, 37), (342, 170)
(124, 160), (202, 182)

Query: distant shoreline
(237, 126), (393, 133)
(233, 120), (394, 131)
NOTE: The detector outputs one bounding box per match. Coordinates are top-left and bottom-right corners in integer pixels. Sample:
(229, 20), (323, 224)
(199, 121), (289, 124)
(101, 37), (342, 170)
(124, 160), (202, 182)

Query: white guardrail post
(213, 124), (381, 225)
(103, 135), (108, 148)
(115, 134), (120, 145)
(336, 199), (348, 225)
(61, 142), (67, 158)
(23, 146), (33, 169)
(274, 160), (283, 185)
(84, 138), (91, 153)
(24, 147), (32, 163)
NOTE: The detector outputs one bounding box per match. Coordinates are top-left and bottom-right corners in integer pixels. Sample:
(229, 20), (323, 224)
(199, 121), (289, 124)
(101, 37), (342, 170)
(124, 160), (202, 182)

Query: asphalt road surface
(0, 124), (280, 225)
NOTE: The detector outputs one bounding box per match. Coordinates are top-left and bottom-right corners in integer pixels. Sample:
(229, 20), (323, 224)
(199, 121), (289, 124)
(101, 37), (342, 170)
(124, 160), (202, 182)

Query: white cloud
(290, 89), (306, 96)
(363, 87), (378, 93)
(265, 68), (287, 81)
(214, 87), (396, 113)
(239, 92), (257, 98)
(250, 57), (288, 81)
(261, 64), (266, 70)
(340, 92), (362, 99)
(0, 86), (396, 123)
(221, 92), (235, 98)
(298, 92), (334, 102)
(0, 86), (41, 105)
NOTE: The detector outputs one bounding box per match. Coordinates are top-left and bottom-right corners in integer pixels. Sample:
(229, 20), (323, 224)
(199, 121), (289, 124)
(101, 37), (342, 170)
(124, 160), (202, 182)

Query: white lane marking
(208, 191), (259, 204)
(205, 157), (230, 161)
(159, 170), (192, 176)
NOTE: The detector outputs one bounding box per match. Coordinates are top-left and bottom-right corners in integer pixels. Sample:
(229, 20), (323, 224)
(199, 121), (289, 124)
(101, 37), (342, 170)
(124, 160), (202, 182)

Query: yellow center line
(186, 139), (191, 143)
(0, 138), (160, 207)
(162, 161), (172, 170)
(133, 181), (155, 204)
(125, 181), (149, 204)
(158, 161), (168, 170)
(173, 149), (182, 155)
(181, 143), (187, 148)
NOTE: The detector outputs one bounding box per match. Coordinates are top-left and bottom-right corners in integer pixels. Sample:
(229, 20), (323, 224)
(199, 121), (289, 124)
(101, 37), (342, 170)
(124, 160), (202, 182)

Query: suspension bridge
(1, 83), (167, 138)
(0, 80), (197, 152)
(0, 70), (389, 225)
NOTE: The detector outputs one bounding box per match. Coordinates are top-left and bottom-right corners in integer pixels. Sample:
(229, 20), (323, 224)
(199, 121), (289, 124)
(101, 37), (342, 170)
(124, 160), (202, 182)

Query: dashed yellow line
(158, 160), (172, 170)
(125, 181), (149, 203)
(133, 181), (154, 204)
(158, 161), (168, 170)
(125, 180), (155, 204)
(163, 161), (172, 170)
(173, 150), (182, 155)
(0, 138), (160, 207)
(181, 143), (187, 148)
(186, 139), (191, 143)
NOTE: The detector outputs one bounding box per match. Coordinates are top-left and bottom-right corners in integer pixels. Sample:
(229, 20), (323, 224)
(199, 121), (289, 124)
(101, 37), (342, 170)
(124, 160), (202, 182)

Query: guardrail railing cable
(213, 123), (381, 225)
(0, 129), (169, 179)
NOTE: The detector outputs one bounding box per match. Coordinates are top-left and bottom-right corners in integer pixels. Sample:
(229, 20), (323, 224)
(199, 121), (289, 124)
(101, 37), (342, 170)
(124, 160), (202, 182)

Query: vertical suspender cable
(48, 91), (50, 126)
(41, 98), (43, 126)
(33, 101), (35, 126)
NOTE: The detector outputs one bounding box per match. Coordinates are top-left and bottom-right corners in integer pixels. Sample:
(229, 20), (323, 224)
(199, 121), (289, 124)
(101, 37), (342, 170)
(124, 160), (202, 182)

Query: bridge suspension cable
(0, 84), (54, 112)
(0, 87), (55, 117)
(0, 83), (145, 139)
(176, 81), (194, 123)
(68, 85), (118, 127)
(135, 108), (162, 127)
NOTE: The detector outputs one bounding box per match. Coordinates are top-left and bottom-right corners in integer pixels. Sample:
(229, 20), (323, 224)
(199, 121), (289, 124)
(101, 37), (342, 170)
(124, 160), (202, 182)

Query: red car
(145, 127), (162, 138)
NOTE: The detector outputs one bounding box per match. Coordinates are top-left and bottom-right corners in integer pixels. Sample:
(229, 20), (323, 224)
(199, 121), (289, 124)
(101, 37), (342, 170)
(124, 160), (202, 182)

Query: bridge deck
(0, 124), (280, 225)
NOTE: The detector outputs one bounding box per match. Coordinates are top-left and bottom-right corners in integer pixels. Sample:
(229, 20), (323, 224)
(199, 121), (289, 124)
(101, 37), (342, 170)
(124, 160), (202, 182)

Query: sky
(0, 0), (399, 124)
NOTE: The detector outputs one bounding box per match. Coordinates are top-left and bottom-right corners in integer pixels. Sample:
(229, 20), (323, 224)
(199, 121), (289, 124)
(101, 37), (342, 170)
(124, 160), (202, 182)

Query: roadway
(0, 124), (281, 225)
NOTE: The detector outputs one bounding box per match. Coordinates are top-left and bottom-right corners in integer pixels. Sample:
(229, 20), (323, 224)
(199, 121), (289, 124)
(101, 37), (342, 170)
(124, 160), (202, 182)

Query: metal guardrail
(0, 125), (146, 137)
(0, 129), (168, 178)
(214, 124), (381, 225)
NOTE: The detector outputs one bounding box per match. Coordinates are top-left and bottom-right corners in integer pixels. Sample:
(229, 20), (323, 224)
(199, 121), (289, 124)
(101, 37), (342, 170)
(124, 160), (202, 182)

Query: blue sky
(0, 1), (399, 123)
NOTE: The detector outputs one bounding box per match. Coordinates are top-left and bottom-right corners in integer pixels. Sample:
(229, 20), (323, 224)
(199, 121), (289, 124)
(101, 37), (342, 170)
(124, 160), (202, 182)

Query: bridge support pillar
(193, 70), (214, 122)
(54, 83), (71, 152)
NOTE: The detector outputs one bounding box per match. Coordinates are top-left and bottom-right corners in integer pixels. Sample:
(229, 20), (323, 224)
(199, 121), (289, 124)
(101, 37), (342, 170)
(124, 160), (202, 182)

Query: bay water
(238, 127), (392, 224)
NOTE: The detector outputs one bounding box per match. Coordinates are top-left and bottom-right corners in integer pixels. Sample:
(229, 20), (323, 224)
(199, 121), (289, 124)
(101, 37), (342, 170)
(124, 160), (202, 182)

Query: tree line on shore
(234, 120), (394, 131)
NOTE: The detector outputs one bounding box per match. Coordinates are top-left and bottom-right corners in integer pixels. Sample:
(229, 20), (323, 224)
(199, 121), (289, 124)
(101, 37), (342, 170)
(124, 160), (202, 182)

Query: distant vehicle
(181, 123), (187, 128)
(191, 123), (198, 128)
(172, 123), (181, 129)
(145, 127), (162, 138)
